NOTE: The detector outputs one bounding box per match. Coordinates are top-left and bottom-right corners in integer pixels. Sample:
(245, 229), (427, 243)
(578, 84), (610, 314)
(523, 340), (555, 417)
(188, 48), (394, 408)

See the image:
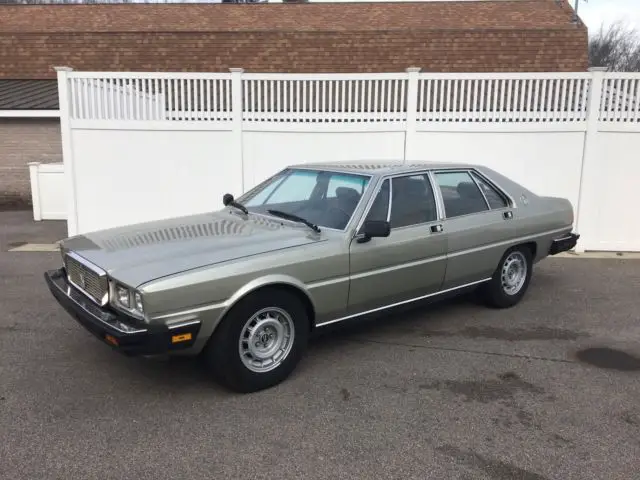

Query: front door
(347, 173), (448, 315)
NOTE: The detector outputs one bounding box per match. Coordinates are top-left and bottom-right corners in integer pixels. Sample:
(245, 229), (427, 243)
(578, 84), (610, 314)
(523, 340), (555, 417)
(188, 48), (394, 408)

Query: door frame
(345, 168), (450, 314)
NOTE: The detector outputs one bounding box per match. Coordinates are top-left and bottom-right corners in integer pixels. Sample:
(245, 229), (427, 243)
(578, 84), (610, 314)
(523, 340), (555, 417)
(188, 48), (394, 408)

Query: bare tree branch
(589, 21), (640, 72)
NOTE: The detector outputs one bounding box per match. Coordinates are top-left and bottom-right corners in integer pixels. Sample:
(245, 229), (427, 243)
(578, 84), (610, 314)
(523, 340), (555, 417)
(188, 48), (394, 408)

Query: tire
(480, 245), (533, 309)
(203, 288), (309, 393)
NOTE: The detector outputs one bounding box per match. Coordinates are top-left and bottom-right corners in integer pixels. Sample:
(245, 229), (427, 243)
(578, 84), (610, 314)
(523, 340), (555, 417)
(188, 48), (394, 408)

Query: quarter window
(470, 172), (509, 209)
(434, 171), (489, 218)
(389, 174), (437, 228)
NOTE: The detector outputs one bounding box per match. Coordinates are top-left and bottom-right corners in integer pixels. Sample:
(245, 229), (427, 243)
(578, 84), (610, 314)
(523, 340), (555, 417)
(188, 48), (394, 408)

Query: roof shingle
(0, 1), (580, 33)
(0, 80), (59, 109)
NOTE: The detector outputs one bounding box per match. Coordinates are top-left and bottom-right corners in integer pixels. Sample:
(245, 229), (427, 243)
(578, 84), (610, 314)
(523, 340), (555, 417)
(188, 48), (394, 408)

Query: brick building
(0, 0), (588, 206)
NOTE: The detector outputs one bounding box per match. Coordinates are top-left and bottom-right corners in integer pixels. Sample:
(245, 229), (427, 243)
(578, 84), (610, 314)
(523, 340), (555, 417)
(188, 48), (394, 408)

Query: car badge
(78, 272), (86, 288)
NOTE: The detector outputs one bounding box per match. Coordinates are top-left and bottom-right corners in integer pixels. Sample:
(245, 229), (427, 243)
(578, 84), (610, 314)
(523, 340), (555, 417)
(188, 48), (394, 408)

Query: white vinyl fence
(53, 66), (640, 252)
(28, 162), (66, 221)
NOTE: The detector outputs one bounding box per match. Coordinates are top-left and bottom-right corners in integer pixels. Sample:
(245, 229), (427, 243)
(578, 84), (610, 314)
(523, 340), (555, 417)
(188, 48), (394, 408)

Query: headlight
(134, 292), (144, 313)
(116, 285), (130, 308)
(110, 281), (145, 319)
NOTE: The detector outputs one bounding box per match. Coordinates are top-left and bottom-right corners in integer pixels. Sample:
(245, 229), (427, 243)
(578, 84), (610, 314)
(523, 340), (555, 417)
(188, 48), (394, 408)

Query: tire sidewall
(208, 288), (309, 393)
(489, 246), (533, 307)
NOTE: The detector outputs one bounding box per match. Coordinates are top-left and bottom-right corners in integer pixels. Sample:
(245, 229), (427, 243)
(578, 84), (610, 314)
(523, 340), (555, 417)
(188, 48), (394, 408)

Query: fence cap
(53, 66), (74, 72)
(588, 66), (608, 72)
(406, 67), (421, 73)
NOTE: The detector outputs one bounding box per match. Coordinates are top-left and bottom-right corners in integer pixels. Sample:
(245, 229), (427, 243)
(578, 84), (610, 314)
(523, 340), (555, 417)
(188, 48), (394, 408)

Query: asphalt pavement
(1, 211), (639, 480)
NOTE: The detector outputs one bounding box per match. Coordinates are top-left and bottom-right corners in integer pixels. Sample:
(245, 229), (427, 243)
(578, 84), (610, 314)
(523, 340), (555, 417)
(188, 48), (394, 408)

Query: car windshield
(239, 168), (371, 230)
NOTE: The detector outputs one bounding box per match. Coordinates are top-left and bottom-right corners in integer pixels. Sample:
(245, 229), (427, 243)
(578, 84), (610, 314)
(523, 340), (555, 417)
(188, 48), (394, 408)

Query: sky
(576, 0), (640, 34)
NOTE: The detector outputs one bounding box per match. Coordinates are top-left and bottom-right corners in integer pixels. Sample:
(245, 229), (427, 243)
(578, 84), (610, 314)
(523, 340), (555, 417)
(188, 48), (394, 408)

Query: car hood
(60, 210), (325, 287)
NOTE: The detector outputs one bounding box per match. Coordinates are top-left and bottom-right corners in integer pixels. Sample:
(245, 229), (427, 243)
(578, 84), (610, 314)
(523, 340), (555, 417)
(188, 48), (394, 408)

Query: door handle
(430, 224), (444, 233)
(503, 211), (513, 220)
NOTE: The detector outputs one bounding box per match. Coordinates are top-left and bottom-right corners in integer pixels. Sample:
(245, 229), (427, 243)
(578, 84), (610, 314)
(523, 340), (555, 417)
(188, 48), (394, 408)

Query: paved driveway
(1, 212), (639, 480)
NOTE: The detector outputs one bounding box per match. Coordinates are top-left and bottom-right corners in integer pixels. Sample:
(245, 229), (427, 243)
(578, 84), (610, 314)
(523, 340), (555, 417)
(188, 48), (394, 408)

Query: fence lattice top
(63, 71), (640, 124)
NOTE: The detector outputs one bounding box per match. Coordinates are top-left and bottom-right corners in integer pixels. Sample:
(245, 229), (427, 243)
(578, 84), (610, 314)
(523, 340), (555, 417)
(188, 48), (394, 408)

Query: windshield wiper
(222, 193), (248, 215)
(267, 209), (321, 233)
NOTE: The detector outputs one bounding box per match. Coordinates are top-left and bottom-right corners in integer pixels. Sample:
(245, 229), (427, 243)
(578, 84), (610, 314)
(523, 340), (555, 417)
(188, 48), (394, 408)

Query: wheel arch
(518, 240), (538, 260)
(213, 275), (317, 334)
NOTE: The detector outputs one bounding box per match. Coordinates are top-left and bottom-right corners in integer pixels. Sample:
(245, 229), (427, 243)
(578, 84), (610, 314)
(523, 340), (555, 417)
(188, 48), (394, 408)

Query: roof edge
(2, 25), (587, 35)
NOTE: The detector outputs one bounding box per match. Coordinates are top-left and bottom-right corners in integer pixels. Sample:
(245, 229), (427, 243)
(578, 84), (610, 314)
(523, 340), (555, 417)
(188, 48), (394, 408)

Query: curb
(554, 251), (640, 259)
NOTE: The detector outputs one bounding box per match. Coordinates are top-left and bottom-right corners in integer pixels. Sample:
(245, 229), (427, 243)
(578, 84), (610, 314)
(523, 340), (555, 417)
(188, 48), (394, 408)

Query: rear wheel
(203, 288), (309, 393)
(480, 245), (533, 308)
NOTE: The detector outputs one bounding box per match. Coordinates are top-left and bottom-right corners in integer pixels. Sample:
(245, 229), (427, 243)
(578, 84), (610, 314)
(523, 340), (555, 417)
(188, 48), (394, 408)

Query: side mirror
(357, 220), (391, 243)
(222, 193), (234, 206)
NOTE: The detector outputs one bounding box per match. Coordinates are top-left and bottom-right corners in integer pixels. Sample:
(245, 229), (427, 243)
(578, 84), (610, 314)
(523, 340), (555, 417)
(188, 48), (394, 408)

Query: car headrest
(393, 178), (426, 198)
(335, 187), (361, 203)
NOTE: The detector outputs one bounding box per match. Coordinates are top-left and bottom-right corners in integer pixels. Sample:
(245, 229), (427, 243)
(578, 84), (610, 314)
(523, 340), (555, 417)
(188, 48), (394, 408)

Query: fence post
(229, 68), (246, 194)
(574, 67), (606, 253)
(54, 66), (78, 236)
(28, 162), (42, 221)
(404, 67), (421, 163)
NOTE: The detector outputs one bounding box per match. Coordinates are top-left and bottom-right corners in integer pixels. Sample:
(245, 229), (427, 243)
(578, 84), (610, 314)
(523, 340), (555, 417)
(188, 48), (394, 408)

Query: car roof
(288, 160), (477, 177)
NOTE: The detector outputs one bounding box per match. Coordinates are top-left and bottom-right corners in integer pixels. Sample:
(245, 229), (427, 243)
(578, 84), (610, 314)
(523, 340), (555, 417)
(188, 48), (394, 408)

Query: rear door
(347, 172), (448, 315)
(432, 169), (517, 290)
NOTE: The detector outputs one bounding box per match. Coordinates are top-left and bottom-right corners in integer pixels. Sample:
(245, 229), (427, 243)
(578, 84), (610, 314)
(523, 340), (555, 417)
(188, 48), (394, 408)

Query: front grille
(65, 253), (108, 306)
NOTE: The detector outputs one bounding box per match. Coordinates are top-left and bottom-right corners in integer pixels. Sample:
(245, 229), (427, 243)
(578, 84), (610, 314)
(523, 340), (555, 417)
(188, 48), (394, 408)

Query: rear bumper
(549, 232), (580, 255)
(44, 268), (201, 356)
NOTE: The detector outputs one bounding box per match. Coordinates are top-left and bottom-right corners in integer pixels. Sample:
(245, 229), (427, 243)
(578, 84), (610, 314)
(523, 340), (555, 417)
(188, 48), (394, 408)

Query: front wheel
(480, 245), (533, 309)
(203, 288), (309, 393)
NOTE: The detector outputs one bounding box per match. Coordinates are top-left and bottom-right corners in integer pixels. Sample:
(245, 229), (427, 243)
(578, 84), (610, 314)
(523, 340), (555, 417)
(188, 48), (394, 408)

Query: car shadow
(308, 291), (479, 352)
(97, 274), (558, 393)
(108, 294), (466, 394)
(114, 352), (231, 394)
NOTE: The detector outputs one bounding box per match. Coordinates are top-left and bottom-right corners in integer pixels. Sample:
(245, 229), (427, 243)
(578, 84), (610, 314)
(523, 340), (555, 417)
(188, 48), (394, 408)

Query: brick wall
(0, 29), (589, 78)
(0, 118), (62, 208)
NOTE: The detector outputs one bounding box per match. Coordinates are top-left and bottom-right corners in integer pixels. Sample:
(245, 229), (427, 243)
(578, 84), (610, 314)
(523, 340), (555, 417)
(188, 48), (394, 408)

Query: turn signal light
(171, 333), (192, 344)
(105, 334), (119, 346)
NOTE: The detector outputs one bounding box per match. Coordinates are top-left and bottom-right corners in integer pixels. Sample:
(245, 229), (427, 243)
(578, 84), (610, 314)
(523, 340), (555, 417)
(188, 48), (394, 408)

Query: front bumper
(549, 232), (580, 255)
(44, 268), (201, 356)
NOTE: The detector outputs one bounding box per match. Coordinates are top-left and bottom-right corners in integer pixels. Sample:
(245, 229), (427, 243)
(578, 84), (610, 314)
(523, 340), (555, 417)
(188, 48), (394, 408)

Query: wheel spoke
(500, 251), (527, 296)
(238, 307), (296, 373)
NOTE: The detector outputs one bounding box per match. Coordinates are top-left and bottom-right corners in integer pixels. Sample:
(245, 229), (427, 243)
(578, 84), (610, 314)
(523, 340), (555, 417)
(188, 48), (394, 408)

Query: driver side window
(389, 174), (437, 228)
(362, 179), (390, 224)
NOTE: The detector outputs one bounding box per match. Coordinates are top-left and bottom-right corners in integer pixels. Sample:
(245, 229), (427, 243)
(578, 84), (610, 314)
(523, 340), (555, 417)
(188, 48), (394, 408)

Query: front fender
(149, 274), (317, 356)
(216, 274), (316, 322)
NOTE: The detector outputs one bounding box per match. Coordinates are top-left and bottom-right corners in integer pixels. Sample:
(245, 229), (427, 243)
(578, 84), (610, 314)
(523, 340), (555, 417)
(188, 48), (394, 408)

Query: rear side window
(471, 172), (509, 209)
(434, 171), (489, 218)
